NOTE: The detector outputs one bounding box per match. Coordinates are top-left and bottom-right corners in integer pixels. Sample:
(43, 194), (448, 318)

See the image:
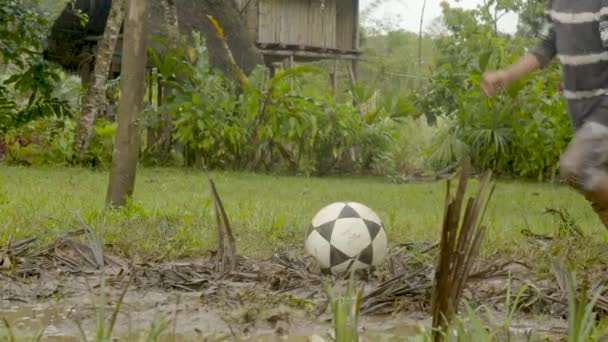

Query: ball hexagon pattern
(305, 202), (388, 274)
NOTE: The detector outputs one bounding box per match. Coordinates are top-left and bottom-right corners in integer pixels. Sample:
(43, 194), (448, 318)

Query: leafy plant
(565, 271), (608, 342)
(325, 268), (364, 342)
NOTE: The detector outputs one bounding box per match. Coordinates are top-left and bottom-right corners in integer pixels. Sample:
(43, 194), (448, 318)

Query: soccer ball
(305, 202), (388, 274)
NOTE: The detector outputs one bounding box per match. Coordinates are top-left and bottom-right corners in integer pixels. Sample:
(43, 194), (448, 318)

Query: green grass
(0, 165), (606, 259)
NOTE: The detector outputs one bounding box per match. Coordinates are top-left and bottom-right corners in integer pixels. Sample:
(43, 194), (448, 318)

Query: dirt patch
(0, 232), (586, 340)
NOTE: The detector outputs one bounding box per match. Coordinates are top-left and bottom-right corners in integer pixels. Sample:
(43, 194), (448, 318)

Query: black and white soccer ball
(305, 202), (388, 274)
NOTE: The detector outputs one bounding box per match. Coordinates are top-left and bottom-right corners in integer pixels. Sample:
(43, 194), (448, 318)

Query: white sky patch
(360, 0), (519, 34)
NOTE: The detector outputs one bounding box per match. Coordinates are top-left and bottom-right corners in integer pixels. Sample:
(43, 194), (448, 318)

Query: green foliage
(0, 0), (47, 69)
(0, 85), (73, 132)
(517, 0), (548, 37)
(0, 0), (573, 182)
(0, 0), (77, 136)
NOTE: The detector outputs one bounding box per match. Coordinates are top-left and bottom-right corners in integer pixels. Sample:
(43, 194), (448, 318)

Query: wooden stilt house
(45, 0), (361, 81)
(236, 0), (361, 64)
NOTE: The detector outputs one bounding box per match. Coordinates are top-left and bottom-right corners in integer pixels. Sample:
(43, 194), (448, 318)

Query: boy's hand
(481, 70), (510, 96)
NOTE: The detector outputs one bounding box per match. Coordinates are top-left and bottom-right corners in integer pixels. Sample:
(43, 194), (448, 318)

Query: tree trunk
(105, 0), (149, 208)
(159, 0), (179, 157)
(74, 0), (125, 163)
(418, 0), (426, 69)
(198, 0), (263, 77)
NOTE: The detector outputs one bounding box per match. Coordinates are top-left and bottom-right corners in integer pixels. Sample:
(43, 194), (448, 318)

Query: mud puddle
(1, 294), (565, 341)
(0, 234), (582, 341)
(1, 295), (426, 341)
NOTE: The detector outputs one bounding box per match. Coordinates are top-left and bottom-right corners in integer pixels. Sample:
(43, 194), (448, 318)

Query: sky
(359, 0), (519, 34)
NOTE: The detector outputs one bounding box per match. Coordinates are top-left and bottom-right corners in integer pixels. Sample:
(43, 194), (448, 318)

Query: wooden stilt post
(146, 68), (156, 151)
(346, 62), (355, 89)
(157, 75), (163, 106)
(331, 58), (338, 95)
(147, 68), (153, 103)
(80, 46), (93, 86)
(287, 55), (294, 93)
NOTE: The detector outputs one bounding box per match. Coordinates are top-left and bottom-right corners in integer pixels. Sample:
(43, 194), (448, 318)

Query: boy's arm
(482, 5), (556, 96)
(482, 54), (542, 96)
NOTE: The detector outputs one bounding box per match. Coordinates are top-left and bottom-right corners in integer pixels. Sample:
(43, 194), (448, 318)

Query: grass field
(0, 165), (605, 260)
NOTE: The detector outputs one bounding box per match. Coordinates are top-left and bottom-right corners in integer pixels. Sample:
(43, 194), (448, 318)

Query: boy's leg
(560, 121), (608, 229)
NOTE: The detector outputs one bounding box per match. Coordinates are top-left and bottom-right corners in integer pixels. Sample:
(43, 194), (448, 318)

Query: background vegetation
(0, 0), (565, 182)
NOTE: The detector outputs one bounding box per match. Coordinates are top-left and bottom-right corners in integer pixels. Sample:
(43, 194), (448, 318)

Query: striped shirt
(531, 0), (608, 129)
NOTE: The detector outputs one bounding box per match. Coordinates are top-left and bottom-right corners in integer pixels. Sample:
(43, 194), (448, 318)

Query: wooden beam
(259, 48), (359, 61)
(255, 42), (360, 54)
(85, 34), (124, 41)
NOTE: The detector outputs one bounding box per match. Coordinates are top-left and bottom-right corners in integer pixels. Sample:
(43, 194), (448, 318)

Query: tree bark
(198, 0), (263, 77)
(74, 0), (125, 163)
(106, 0), (149, 208)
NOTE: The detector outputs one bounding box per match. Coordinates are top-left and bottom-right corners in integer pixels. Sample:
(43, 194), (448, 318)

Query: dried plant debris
(2, 233), (608, 323)
(431, 161), (496, 340)
(208, 176), (237, 276)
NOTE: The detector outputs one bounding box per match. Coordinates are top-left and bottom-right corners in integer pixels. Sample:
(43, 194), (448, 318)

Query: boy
(481, 1), (608, 229)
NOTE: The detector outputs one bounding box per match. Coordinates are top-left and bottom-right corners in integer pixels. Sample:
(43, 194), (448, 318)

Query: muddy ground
(0, 232), (586, 341)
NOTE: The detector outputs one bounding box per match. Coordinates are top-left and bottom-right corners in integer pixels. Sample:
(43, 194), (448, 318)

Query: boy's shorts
(560, 121), (608, 192)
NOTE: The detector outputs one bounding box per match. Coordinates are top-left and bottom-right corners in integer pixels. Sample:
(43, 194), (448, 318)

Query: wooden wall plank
(240, 0), (259, 40)
(274, 0), (281, 44)
(255, 0), (349, 49)
(336, 0), (353, 49)
(280, 0), (290, 44)
(258, 0), (271, 43)
(298, 0), (308, 46)
(326, 0), (336, 48)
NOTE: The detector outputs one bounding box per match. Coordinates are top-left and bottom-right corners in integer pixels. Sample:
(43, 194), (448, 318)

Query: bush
(418, 57), (570, 180)
(147, 34), (383, 175)
(408, 2), (572, 180)
(3, 117), (115, 168)
(371, 115), (438, 178)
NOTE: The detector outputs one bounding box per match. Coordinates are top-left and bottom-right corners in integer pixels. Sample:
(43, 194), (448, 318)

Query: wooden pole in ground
(146, 68), (157, 151)
(105, 0), (149, 208)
